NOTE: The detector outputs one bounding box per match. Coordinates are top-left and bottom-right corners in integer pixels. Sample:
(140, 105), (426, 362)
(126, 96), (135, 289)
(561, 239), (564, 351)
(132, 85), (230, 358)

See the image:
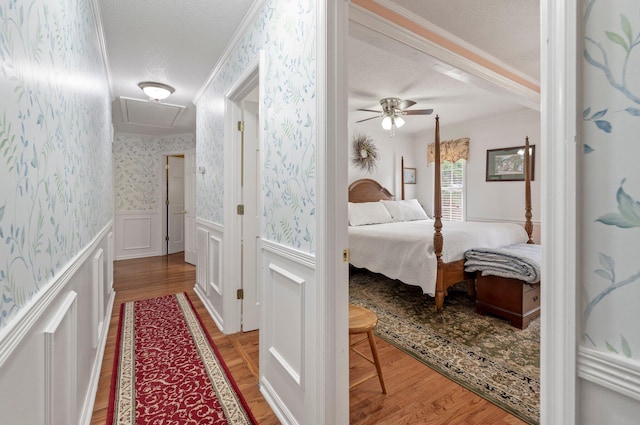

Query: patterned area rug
(350, 270), (540, 425)
(107, 293), (257, 425)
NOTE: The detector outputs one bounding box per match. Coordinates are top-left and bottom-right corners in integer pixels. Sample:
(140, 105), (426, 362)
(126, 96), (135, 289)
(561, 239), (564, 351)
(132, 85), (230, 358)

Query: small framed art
(404, 168), (416, 184)
(486, 145), (535, 181)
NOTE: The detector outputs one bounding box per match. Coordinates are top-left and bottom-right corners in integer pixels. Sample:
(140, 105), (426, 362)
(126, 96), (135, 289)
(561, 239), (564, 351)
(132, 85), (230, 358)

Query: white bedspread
(348, 220), (528, 296)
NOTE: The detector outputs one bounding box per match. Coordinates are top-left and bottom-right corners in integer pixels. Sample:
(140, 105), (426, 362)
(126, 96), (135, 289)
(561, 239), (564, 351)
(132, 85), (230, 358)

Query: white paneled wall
(44, 292), (78, 425)
(92, 249), (104, 349)
(0, 224), (114, 425)
(114, 212), (163, 260)
(260, 241), (315, 425)
(194, 219), (225, 331)
(196, 227), (209, 296)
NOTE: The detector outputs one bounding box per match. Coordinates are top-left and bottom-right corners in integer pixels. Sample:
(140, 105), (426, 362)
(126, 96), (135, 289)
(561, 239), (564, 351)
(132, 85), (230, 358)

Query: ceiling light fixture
(138, 81), (175, 102)
(380, 98), (408, 137)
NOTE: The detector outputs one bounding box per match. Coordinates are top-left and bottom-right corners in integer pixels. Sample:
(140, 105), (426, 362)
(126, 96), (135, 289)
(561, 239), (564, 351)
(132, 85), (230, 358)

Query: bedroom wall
(113, 132), (195, 259)
(349, 109), (540, 233)
(348, 125), (425, 204)
(418, 109), (541, 229)
(0, 0), (114, 423)
(577, 0), (640, 422)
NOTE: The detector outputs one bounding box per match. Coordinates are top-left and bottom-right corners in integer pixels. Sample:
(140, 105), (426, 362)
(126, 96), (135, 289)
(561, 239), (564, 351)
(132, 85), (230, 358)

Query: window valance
(427, 137), (470, 163)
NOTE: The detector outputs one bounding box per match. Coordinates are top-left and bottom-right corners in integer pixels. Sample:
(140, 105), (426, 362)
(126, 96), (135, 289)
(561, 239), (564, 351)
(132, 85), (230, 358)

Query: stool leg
(367, 330), (386, 394)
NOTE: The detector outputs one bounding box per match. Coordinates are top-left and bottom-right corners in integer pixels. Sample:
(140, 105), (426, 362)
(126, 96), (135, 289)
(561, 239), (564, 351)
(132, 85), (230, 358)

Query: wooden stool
(348, 304), (386, 394)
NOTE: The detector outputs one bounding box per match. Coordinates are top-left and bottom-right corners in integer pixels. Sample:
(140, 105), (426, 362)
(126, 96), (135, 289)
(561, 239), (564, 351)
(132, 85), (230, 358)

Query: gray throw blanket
(464, 243), (542, 283)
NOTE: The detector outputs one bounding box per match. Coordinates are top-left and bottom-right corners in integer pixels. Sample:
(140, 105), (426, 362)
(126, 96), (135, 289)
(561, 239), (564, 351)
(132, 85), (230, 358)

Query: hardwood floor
(89, 253), (279, 425)
(91, 254), (527, 425)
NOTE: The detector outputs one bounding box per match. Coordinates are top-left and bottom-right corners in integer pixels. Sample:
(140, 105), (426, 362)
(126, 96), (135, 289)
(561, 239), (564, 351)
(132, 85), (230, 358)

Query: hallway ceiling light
(138, 81), (175, 102)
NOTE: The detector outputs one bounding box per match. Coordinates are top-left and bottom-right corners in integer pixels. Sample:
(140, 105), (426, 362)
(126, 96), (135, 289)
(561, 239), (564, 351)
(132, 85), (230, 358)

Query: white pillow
(348, 202), (394, 226)
(381, 199), (429, 222)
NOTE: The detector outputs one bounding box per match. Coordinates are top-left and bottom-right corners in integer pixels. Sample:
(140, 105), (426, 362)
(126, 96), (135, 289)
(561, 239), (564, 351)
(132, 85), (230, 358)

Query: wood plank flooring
(91, 253), (527, 425)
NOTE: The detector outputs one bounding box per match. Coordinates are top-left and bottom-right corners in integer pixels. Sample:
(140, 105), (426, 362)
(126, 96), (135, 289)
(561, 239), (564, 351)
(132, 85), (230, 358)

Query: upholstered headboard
(348, 179), (393, 203)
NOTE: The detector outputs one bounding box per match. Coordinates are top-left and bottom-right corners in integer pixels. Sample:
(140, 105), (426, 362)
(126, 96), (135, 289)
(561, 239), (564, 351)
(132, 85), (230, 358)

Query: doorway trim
(540, 0), (578, 423)
(222, 55), (261, 334)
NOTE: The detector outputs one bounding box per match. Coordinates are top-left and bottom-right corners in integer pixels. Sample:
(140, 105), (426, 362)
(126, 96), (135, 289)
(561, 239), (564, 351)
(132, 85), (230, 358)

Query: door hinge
(165, 236), (170, 241)
(237, 204), (244, 215)
(343, 248), (350, 263)
(237, 288), (244, 300)
(237, 120), (244, 132)
(165, 164), (169, 170)
(165, 199), (170, 206)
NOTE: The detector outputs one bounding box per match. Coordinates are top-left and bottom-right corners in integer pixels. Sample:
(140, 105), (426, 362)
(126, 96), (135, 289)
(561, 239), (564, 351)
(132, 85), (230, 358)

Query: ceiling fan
(356, 97), (433, 136)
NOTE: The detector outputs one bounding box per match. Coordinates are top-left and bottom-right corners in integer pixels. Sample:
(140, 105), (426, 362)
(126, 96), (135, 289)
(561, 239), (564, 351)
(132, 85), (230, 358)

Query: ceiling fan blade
(355, 115), (382, 123)
(403, 109), (434, 115)
(397, 99), (417, 110)
(356, 108), (382, 113)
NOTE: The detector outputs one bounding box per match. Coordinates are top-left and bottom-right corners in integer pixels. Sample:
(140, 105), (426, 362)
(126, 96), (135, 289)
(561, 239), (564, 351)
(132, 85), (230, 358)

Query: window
(440, 159), (465, 221)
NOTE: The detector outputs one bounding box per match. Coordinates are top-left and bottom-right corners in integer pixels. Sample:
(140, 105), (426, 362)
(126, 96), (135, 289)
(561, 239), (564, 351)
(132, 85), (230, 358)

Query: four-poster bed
(348, 116), (534, 312)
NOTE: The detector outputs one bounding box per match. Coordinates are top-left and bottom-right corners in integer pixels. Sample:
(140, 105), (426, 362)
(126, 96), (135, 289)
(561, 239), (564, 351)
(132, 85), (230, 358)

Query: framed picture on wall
(404, 168), (416, 184)
(486, 145), (535, 181)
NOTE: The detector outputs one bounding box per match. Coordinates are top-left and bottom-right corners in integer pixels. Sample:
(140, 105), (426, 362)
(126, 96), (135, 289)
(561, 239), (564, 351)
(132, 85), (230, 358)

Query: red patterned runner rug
(107, 293), (257, 424)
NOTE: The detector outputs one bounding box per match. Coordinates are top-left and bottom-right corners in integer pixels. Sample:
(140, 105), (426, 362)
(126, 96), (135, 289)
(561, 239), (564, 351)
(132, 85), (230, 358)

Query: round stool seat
(349, 304), (378, 333)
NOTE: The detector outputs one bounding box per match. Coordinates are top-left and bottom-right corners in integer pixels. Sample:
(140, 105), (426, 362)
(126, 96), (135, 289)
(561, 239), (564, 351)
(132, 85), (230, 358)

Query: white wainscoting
(195, 227), (209, 296)
(44, 292), (78, 425)
(194, 219), (225, 332)
(260, 240), (315, 425)
(115, 211), (162, 259)
(0, 222), (115, 425)
(577, 346), (640, 424)
(92, 249), (104, 349)
(107, 231), (114, 293)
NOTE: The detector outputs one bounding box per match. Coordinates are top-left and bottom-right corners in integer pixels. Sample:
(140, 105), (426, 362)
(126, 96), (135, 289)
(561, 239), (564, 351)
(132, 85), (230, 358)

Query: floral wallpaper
(0, 0), (112, 329)
(581, 0), (640, 360)
(196, 0), (317, 253)
(114, 133), (195, 212)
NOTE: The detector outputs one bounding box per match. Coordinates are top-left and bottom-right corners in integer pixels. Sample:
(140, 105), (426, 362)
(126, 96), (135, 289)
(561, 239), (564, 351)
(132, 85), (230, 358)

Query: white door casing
(241, 99), (260, 331)
(167, 156), (185, 254)
(184, 149), (197, 264)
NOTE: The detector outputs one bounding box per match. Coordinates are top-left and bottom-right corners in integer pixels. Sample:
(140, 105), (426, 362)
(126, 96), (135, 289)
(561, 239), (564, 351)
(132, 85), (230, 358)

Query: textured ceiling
(97, 0), (540, 136)
(98, 0), (255, 135)
(349, 0), (540, 135)
(389, 0), (540, 80)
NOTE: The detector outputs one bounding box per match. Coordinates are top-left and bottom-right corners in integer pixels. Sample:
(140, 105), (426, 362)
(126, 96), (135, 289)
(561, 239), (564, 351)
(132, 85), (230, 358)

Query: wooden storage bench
(475, 273), (540, 329)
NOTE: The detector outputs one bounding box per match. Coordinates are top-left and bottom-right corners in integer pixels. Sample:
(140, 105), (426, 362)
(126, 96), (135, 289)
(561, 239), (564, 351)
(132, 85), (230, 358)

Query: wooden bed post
(524, 136), (534, 244)
(401, 156), (405, 200)
(433, 116), (445, 312)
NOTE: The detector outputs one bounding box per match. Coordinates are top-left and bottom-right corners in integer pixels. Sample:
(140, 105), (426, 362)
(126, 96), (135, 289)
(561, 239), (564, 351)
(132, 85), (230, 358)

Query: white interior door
(241, 99), (260, 331)
(167, 156), (185, 254)
(184, 149), (197, 264)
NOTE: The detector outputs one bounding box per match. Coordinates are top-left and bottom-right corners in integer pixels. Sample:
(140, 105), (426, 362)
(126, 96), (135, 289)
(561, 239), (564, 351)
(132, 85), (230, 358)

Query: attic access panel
(120, 97), (186, 128)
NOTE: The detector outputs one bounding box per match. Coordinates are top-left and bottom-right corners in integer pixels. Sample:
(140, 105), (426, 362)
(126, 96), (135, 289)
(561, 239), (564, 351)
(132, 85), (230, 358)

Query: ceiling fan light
(381, 115), (392, 130)
(395, 116), (405, 128)
(138, 81), (175, 101)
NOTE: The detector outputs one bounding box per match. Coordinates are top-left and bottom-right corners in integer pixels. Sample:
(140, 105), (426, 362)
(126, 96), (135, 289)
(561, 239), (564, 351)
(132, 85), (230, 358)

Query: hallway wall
(0, 0), (114, 423)
(578, 1), (640, 422)
(113, 132), (195, 259)
(0, 0), (112, 331)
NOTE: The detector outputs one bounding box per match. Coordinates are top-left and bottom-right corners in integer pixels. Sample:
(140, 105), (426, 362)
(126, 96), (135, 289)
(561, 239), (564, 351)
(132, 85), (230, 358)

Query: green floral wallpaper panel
(114, 133), (195, 212)
(0, 0), (112, 329)
(196, 0), (317, 253)
(581, 0), (640, 360)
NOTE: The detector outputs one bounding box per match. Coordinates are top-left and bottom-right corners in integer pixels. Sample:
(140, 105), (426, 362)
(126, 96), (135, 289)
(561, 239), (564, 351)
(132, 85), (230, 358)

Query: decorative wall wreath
(351, 133), (379, 173)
